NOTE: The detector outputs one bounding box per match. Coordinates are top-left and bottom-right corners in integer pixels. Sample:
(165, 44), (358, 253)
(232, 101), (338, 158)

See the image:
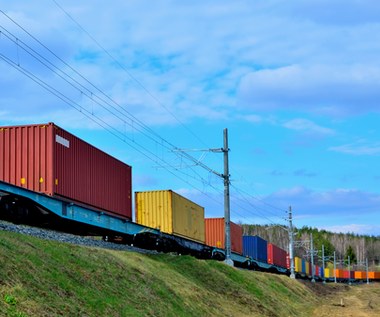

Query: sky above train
(1, 1), (380, 236)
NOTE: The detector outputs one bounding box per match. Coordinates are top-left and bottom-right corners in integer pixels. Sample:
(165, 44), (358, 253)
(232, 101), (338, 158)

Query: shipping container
(367, 271), (380, 280)
(242, 235), (267, 262)
(205, 218), (243, 254)
(267, 243), (287, 268)
(294, 256), (302, 273)
(286, 254), (290, 269)
(313, 265), (319, 277)
(303, 260), (311, 275)
(343, 270), (355, 279)
(135, 190), (205, 243)
(301, 259), (306, 274)
(324, 268), (333, 278)
(335, 269), (344, 279)
(0, 123), (132, 218)
(354, 271), (366, 279)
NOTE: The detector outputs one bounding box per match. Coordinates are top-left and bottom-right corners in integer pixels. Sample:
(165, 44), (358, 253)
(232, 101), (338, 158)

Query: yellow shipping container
(305, 261), (310, 275)
(135, 190), (205, 243)
(294, 256), (302, 273)
(324, 268), (333, 278)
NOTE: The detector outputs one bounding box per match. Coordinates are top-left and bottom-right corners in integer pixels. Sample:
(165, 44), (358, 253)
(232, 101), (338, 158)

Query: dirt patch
(299, 280), (350, 297)
(310, 282), (380, 317)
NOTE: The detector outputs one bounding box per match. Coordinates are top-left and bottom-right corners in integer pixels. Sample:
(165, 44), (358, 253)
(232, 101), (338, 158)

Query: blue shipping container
(319, 267), (324, 278)
(242, 235), (268, 262)
(302, 259), (306, 273)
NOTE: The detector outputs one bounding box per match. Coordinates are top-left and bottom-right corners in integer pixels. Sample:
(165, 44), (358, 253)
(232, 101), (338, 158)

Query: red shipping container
(0, 123), (132, 219)
(308, 262), (312, 276)
(286, 253), (290, 269)
(314, 265), (319, 277)
(205, 218), (243, 254)
(267, 243), (288, 268)
(342, 270), (354, 279)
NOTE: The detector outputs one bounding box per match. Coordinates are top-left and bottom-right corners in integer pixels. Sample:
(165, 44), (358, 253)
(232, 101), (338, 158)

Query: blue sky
(1, 1), (380, 236)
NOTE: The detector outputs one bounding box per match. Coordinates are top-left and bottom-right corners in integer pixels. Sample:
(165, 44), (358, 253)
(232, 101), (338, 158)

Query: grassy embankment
(1, 230), (320, 317)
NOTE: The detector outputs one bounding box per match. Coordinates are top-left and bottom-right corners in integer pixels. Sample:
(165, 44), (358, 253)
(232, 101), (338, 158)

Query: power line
(0, 52), (224, 208)
(0, 7), (290, 224)
(50, 0), (208, 148)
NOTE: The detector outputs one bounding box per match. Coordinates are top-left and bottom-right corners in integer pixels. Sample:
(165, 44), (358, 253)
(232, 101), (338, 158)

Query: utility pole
(348, 256), (351, 285)
(172, 129), (232, 266)
(288, 206), (295, 279)
(223, 128), (233, 266)
(334, 251), (337, 283)
(366, 258), (369, 285)
(310, 233), (315, 283)
(322, 245), (326, 284)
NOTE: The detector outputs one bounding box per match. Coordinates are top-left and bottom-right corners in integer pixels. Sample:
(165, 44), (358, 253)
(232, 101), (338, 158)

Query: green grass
(0, 230), (318, 316)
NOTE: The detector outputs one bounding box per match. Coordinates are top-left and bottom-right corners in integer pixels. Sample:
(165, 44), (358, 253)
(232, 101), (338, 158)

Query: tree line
(242, 224), (380, 269)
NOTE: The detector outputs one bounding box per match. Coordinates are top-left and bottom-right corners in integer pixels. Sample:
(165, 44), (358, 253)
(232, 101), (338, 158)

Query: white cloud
(329, 140), (380, 155)
(283, 118), (335, 136)
(238, 65), (380, 116)
(320, 224), (380, 236)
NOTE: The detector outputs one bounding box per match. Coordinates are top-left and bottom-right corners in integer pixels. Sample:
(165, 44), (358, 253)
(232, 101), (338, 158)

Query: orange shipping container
(205, 218), (243, 254)
(335, 269), (344, 279)
(354, 271), (366, 279)
(368, 272), (380, 280)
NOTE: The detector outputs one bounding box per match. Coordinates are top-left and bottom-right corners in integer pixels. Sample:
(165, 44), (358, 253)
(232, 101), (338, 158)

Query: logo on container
(56, 134), (70, 148)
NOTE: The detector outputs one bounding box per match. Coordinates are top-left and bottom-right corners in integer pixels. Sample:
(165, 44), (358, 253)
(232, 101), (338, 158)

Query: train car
(0, 123), (132, 219)
(242, 235), (267, 262)
(267, 243), (287, 268)
(205, 218), (243, 254)
(135, 190), (205, 244)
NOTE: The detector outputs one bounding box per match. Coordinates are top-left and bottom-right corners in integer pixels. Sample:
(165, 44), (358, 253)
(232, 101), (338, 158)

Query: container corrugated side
(314, 265), (319, 277)
(0, 123), (132, 219)
(335, 269), (344, 278)
(267, 243), (287, 268)
(242, 235), (267, 262)
(0, 124), (54, 194)
(294, 257), (302, 273)
(205, 218), (243, 254)
(305, 261), (310, 275)
(354, 271), (366, 279)
(342, 270), (354, 279)
(324, 267), (333, 278)
(301, 259), (306, 274)
(135, 190), (205, 243)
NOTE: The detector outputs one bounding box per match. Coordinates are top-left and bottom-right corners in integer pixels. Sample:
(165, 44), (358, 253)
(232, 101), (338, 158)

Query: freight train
(0, 123), (379, 283)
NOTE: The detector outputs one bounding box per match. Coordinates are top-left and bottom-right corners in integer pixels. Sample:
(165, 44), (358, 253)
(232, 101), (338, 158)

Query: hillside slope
(0, 230), (318, 317)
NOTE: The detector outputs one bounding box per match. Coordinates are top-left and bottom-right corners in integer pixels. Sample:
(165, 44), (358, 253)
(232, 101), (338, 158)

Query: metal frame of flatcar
(1, 180), (379, 281)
